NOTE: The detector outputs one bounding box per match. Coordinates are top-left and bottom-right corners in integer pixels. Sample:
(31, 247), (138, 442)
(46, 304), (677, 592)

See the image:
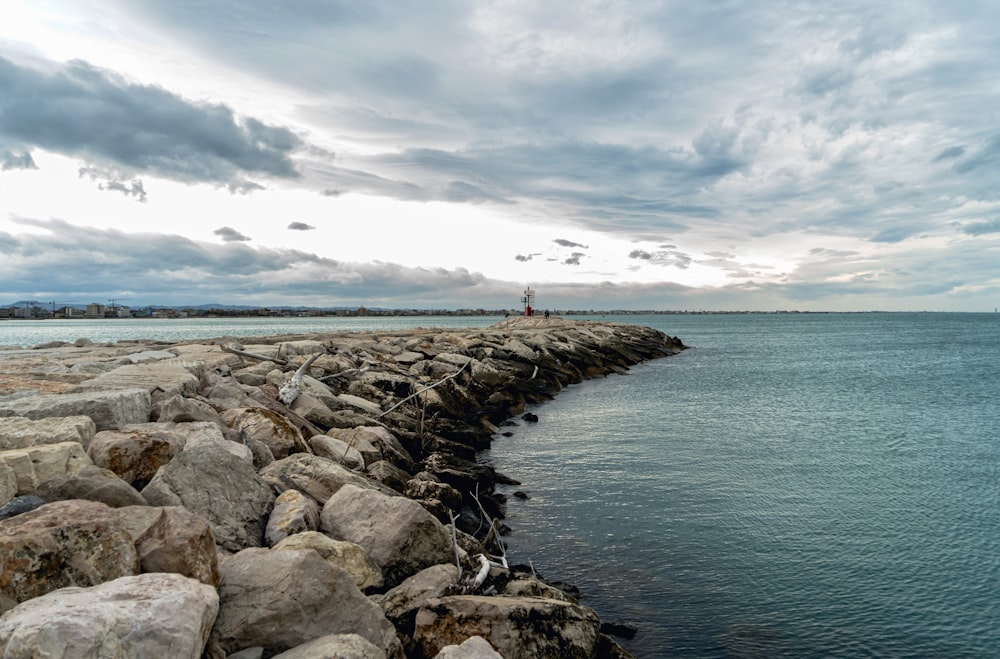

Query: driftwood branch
(220, 343), (289, 366)
(278, 352), (324, 406)
(377, 361), (469, 419)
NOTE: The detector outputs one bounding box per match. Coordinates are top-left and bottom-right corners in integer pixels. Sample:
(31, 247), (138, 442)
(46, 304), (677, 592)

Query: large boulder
(221, 407), (308, 459)
(374, 563), (460, 643)
(0, 500), (139, 612)
(435, 636), (504, 659)
(273, 531), (383, 592)
(0, 573), (218, 658)
(211, 548), (402, 658)
(87, 428), (181, 490)
(0, 441), (93, 496)
(0, 388), (151, 431)
(259, 453), (384, 506)
(140, 440), (275, 552)
(271, 634), (387, 659)
(34, 464), (147, 508)
(117, 505), (219, 586)
(70, 362), (200, 398)
(0, 415), (96, 451)
(309, 434), (366, 469)
(321, 484), (454, 587)
(265, 488), (320, 546)
(412, 595), (602, 659)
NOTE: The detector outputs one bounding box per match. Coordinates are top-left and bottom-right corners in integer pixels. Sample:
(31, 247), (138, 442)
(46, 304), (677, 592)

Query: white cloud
(0, 0), (999, 310)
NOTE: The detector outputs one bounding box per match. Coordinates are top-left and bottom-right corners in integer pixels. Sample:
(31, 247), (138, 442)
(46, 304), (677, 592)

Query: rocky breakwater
(0, 317), (684, 658)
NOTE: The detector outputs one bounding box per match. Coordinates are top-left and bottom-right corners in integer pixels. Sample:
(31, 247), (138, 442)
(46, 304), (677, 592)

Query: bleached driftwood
(220, 343), (289, 366)
(277, 352), (323, 406)
(378, 361), (469, 419)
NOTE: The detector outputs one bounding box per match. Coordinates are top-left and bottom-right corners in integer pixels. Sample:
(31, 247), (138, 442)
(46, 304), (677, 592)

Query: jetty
(0, 316), (684, 658)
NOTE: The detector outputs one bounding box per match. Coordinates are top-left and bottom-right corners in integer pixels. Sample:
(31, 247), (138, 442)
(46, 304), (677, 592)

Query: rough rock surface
(0, 500), (140, 611)
(321, 484), (454, 588)
(271, 633), (387, 659)
(0, 573), (218, 658)
(0, 388), (151, 430)
(0, 318), (684, 657)
(260, 452), (384, 505)
(34, 463), (147, 507)
(265, 488), (320, 546)
(0, 415), (96, 450)
(141, 439), (275, 552)
(212, 547), (403, 658)
(273, 531), (383, 591)
(434, 635), (504, 659)
(413, 595), (602, 659)
(0, 440), (93, 496)
(117, 505), (220, 586)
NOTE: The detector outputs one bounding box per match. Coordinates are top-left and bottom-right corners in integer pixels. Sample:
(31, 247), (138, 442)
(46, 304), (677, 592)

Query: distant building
(85, 303), (105, 318)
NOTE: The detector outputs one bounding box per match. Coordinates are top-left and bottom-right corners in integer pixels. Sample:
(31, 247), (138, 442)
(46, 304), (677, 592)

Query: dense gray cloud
(3, 1), (1000, 310)
(287, 222), (316, 231)
(1, 149), (36, 170)
(0, 56), (302, 186)
(214, 227), (251, 242)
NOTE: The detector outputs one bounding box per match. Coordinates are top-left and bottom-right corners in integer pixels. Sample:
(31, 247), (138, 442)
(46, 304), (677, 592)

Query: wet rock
(366, 459), (413, 492)
(0, 495), (44, 520)
(413, 595), (601, 659)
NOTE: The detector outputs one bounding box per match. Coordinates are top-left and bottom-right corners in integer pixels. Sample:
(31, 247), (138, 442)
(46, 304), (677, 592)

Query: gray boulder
(435, 636), (503, 659)
(221, 407), (308, 459)
(273, 531), (383, 592)
(0, 388), (151, 431)
(0, 415), (96, 450)
(272, 634), (387, 659)
(259, 453), (384, 506)
(141, 440), (275, 552)
(320, 484), (453, 587)
(0, 441), (92, 496)
(0, 573), (218, 658)
(211, 548), (402, 658)
(34, 464), (147, 508)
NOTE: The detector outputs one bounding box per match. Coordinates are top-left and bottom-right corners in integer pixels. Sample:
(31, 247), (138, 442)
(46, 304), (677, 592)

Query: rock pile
(0, 317), (683, 658)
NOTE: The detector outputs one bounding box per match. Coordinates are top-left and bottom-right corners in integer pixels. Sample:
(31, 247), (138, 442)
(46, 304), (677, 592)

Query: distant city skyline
(2, 2), (999, 311)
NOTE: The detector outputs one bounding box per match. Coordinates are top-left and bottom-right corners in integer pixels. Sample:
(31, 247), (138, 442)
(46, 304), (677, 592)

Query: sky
(1, 1), (999, 312)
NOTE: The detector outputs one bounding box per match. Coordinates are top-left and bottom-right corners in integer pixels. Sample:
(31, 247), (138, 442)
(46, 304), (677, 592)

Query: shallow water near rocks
(489, 313), (1000, 658)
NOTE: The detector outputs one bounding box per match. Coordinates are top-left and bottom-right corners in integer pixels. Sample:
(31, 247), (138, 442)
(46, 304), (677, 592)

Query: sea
(2, 313), (997, 657)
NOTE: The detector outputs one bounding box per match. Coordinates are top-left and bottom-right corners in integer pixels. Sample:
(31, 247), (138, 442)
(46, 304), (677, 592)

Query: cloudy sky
(2, 1), (999, 311)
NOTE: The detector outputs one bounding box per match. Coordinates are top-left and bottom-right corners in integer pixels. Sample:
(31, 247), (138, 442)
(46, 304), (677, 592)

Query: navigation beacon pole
(521, 286), (535, 317)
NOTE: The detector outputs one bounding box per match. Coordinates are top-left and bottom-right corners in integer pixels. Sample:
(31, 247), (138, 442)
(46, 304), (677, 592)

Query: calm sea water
(3, 313), (997, 657)
(489, 313), (1000, 658)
